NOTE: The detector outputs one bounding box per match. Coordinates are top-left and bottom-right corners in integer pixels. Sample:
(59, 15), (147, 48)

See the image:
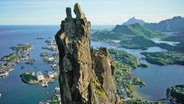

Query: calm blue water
(0, 25), (115, 104)
(0, 25), (60, 104)
(0, 25), (184, 103)
(132, 62), (184, 100)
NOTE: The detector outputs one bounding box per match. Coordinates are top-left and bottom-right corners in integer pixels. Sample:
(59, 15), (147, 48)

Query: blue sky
(0, 0), (184, 25)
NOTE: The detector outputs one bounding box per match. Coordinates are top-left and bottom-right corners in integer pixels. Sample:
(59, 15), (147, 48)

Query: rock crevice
(55, 3), (119, 104)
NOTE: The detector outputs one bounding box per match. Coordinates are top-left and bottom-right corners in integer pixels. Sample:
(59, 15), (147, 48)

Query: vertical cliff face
(55, 3), (119, 104)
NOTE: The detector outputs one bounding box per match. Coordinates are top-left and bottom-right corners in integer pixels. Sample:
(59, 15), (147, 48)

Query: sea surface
(0, 25), (184, 103)
(0, 25), (60, 104)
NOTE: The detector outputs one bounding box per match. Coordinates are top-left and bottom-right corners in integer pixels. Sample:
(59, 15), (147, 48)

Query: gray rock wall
(55, 3), (119, 104)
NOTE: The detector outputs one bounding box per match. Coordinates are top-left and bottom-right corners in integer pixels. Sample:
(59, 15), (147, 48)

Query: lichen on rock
(55, 3), (119, 104)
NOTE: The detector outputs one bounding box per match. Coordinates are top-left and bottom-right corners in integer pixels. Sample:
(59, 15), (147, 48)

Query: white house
(48, 71), (54, 78)
(0, 71), (9, 77)
(36, 71), (44, 81)
(48, 57), (54, 61)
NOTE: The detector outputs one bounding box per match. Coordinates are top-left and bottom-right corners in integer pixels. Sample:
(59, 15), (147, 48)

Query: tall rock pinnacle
(55, 3), (119, 104)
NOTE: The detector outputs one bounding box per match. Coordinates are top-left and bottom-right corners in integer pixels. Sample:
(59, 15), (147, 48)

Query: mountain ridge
(122, 16), (184, 32)
(145, 16), (184, 32)
(122, 17), (146, 26)
(113, 23), (163, 38)
(92, 23), (164, 41)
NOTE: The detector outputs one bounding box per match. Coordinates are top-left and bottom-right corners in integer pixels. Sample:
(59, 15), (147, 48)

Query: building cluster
(0, 68), (15, 77)
(40, 40), (59, 70)
(36, 71), (59, 87)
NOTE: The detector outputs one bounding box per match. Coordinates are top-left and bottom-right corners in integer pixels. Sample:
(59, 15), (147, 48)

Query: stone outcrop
(55, 3), (119, 104)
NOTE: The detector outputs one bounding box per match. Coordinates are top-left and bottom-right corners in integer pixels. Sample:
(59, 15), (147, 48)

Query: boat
(0, 93), (2, 98)
(9, 68), (15, 72)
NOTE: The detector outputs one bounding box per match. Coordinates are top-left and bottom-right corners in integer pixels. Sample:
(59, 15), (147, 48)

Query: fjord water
(0, 25), (184, 103)
(132, 62), (184, 100)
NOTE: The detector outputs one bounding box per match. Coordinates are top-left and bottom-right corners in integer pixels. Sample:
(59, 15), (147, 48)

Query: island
(141, 51), (184, 66)
(20, 72), (38, 84)
(0, 44), (32, 77)
(10, 44), (32, 52)
(20, 71), (59, 87)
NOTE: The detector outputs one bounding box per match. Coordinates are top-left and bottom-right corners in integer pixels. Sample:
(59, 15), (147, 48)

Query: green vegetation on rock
(10, 44), (32, 51)
(108, 48), (140, 70)
(51, 96), (59, 104)
(92, 23), (164, 41)
(113, 23), (163, 38)
(120, 36), (156, 50)
(96, 88), (107, 98)
(20, 72), (37, 84)
(1, 53), (16, 61)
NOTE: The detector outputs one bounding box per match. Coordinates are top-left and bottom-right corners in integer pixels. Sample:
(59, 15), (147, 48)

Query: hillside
(92, 23), (164, 40)
(92, 23), (166, 50)
(113, 23), (163, 38)
(145, 16), (184, 32)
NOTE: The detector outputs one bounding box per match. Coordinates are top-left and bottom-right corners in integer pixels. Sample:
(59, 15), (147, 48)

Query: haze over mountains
(123, 16), (184, 33)
(92, 16), (184, 51)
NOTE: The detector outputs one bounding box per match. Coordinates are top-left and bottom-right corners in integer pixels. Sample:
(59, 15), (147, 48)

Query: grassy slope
(112, 23), (164, 39)
(92, 23), (166, 50)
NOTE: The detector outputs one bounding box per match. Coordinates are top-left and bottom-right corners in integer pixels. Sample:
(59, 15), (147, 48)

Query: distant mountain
(112, 23), (162, 38)
(145, 16), (184, 32)
(123, 17), (146, 26)
(92, 23), (164, 50)
(92, 23), (163, 40)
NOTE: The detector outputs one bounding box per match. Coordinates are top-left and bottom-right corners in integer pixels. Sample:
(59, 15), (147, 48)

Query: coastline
(133, 86), (151, 100)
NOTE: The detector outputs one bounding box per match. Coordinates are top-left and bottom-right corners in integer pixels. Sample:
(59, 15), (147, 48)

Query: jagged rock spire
(74, 3), (85, 19)
(55, 3), (120, 104)
(66, 7), (72, 19)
